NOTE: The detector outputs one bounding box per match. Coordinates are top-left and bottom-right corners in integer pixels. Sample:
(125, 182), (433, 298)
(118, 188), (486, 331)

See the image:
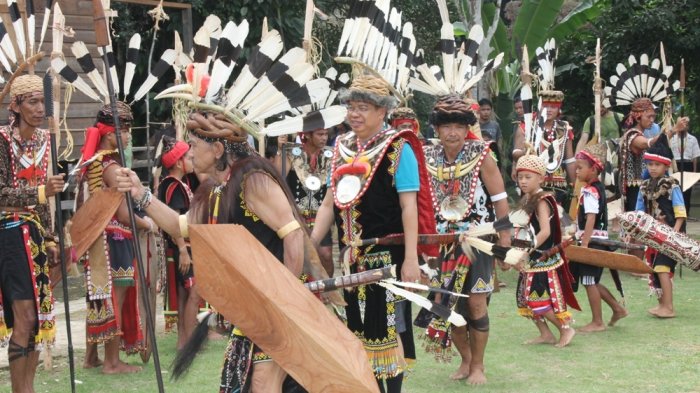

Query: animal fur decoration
(408, 0), (504, 97)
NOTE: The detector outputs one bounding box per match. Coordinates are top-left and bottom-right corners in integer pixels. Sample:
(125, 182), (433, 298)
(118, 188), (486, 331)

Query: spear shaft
(91, 1), (165, 391)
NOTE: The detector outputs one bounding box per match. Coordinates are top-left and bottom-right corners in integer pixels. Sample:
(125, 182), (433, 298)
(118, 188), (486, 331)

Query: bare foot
(555, 328), (575, 348)
(524, 334), (557, 345)
(578, 322), (606, 333)
(102, 361), (142, 374)
(449, 362), (470, 380)
(650, 307), (675, 318)
(608, 308), (629, 326)
(83, 358), (103, 369)
(648, 305), (660, 315)
(466, 367), (487, 385)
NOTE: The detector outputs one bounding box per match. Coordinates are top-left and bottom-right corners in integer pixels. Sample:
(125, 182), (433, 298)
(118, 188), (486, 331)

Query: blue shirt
(395, 143), (419, 192)
(643, 123), (661, 139)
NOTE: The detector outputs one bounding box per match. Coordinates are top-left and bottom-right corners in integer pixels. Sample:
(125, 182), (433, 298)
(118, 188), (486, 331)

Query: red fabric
(81, 122), (116, 163)
(119, 255), (143, 353)
(466, 130), (480, 140)
(391, 119), (420, 135)
(398, 130), (439, 257)
(166, 249), (179, 312)
(542, 194), (581, 311)
(162, 141), (190, 169)
(575, 150), (604, 172)
(643, 153), (672, 166)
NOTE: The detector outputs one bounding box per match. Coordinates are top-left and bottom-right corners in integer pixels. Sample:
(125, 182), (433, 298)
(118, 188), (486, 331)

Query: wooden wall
(1, 0), (106, 160)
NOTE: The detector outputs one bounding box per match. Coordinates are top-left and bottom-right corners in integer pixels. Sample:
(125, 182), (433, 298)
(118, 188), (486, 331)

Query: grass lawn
(4, 267), (700, 392)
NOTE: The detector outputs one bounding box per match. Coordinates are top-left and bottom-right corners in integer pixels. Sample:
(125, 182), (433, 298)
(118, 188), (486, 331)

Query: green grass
(4, 268), (700, 392)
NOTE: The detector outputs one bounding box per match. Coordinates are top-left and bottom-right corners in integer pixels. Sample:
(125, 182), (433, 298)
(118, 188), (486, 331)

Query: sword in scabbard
(305, 265), (396, 293)
(305, 265), (469, 300)
(338, 233), (461, 264)
(535, 237), (645, 261)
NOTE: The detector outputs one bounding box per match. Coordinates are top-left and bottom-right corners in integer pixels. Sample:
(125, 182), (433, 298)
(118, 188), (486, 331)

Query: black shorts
(0, 224), (39, 328)
(652, 252), (677, 273)
(569, 244), (606, 289)
(171, 246), (195, 288)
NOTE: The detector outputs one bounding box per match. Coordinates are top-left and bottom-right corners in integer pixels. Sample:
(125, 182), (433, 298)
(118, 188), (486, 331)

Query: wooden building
(0, 0), (192, 161)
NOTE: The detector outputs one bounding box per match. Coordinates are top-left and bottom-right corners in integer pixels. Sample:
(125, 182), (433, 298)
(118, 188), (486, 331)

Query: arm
(310, 191), (335, 247)
(511, 127), (525, 181)
(272, 145), (292, 178)
(533, 200), (552, 248)
(671, 185), (687, 233)
(564, 139), (577, 184)
(399, 191), (420, 283)
(244, 172), (304, 277)
(116, 168), (181, 238)
(103, 164), (154, 231)
(580, 213), (597, 248)
(481, 154), (510, 245)
(575, 132), (590, 154)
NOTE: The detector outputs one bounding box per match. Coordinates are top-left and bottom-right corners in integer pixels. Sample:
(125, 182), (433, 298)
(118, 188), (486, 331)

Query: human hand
(45, 174), (65, 197)
(115, 168), (145, 200)
(401, 256), (421, 285)
(46, 244), (60, 268)
(179, 248), (191, 275)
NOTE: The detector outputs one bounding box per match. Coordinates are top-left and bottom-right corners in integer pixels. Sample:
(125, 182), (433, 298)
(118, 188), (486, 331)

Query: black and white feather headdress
(335, 0), (417, 103)
(407, 0), (503, 97)
(155, 18), (348, 139)
(603, 45), (680, 108)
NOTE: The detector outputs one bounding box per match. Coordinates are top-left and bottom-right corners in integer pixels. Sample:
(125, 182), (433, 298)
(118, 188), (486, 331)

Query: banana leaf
(512, 0), (565, 59)
(548, 0), (607, 41)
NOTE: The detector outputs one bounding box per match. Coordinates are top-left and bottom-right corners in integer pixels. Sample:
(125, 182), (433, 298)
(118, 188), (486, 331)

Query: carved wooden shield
(70, 187), (123, 258)
(189, 224), (378, 393)
(566, 245), (652, 274)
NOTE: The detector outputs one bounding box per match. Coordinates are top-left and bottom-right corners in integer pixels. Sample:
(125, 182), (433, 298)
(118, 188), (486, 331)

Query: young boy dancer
(572, 144), (627, 332)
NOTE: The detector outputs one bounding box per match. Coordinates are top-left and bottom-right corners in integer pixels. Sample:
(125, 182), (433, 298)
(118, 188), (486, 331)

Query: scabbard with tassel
(305, 265), (396, 293)
(91, 1), (164, 391)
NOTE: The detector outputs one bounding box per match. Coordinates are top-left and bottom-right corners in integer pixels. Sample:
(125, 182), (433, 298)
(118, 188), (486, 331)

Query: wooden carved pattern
(189, 224), (379, 393)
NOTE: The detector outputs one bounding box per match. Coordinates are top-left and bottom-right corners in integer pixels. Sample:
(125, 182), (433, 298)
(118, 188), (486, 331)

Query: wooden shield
(70, 188), (124, 258)
(566, 245), (652, 274)
(189, 224), (378, 393)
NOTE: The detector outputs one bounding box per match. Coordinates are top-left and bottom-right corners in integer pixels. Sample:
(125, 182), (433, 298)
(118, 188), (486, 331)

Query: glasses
(344, 104), (375, 114)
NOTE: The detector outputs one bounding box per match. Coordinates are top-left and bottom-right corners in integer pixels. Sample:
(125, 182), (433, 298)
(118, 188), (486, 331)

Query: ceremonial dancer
(0, 74), (62, 392)
(514, 153), (578, 347)
(603, 51), (688, 215)
(421, 95), (510, 383)
(405, 0), (506, 382)
(78, 103), (154, 373)
(310, 72), (436, 392)
(156, 137), (201, 349)
(635, 136), (686, 318)
(571, 144), (627, 332)
(274, 129), (334, 275)
(390, 107), (422, 137)
(536, 40), (576, 205)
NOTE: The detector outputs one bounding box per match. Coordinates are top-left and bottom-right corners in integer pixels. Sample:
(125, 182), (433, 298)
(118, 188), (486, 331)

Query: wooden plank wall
(1, 0), (106, 160)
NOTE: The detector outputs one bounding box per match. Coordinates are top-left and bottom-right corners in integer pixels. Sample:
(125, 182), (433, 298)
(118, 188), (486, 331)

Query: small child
(515, 154), (579, 348)
(635, 134), (686, 318)
(572, 144), (628, 332)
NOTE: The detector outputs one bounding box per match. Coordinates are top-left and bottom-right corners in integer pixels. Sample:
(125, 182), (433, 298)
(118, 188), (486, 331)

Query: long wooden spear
(91, 1), (165, 391)
(43, 70), (76, 393)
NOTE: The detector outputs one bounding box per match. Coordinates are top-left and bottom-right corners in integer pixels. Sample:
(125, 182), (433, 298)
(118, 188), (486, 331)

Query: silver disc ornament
(336, 175), (362, 204)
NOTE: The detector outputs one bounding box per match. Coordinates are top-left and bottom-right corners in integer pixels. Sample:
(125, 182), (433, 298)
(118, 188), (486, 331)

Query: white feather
(97, 45), (120, 96)
(8, 0), (25, 59)
(252, 78), (331, 121)
(123, 33), (141, 96)
(377, 281), (467, 327)
(71, 41), (109, 99)
(263, 106), (348, 137)
(51, 58), (101, 102)
(132, 49), (177, 103)
(225, 31), (284, 110)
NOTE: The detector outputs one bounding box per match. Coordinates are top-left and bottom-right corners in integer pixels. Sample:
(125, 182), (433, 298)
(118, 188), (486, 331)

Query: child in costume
(571, 144), (628, 332)
(635, 134), (686, 318)
(515, 154), (579, 348)
(156, 136), (201, 349)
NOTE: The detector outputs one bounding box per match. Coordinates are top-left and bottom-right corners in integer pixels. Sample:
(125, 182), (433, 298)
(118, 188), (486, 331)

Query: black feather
(171, 313), (213, 380)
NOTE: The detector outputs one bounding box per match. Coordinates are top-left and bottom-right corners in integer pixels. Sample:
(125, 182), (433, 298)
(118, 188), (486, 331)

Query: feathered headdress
(155, 18), (347, 140)
(603, 47), (680, 109)
(335, 0), (417, 104)
(407, 0), (503, 98)
(536, 38), (563, 104)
